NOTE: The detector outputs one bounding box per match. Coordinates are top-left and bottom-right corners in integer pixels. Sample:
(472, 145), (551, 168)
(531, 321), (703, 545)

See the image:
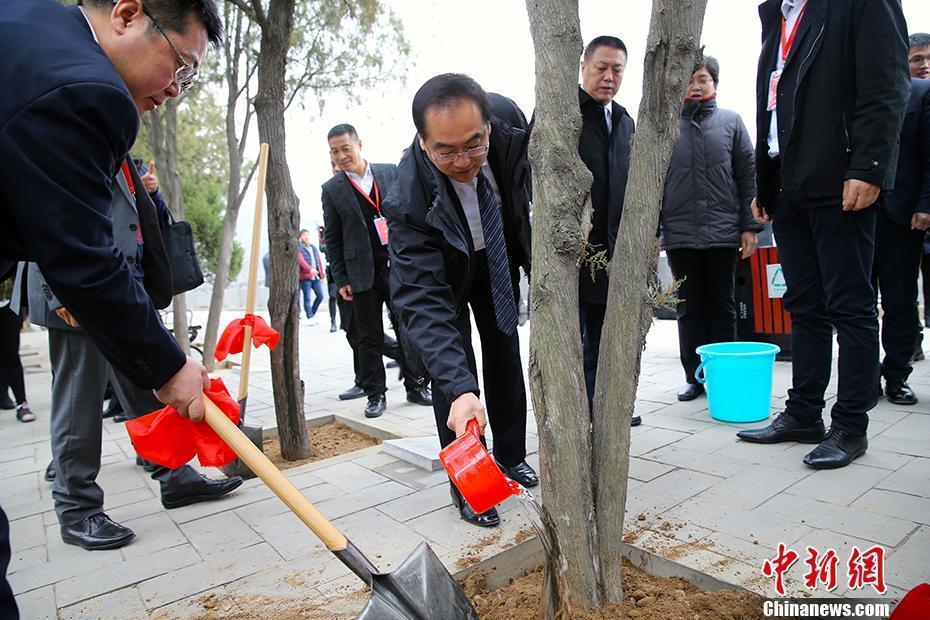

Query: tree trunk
(202, 5), (253, 371)
(145, 101), (191, 354)
(525, 0), (602, 613)
(253, 0), (309, 460)
(592, 0), (707, 605)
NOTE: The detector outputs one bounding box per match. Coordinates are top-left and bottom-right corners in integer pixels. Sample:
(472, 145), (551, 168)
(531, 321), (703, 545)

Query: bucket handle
(466, 418), (481, 438)
(694, 360), (707, 384)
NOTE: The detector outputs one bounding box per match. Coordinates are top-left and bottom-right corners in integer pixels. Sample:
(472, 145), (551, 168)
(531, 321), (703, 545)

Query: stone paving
(2, 308), (928, 618)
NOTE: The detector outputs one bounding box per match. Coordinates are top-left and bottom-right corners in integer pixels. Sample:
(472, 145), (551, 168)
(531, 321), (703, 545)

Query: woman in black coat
(660, 57), (762, 401)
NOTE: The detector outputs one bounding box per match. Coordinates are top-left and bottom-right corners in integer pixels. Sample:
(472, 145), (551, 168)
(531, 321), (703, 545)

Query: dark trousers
(579, 300), (606, 412)
(922, 250), (930, 326)
(47, 328), (204, 525)
(0, 307), (25, 404)
(772, 196), (878, 436)
(666, 248), (739, 385)
(431, 251), (527, 467)
(0, 505), (18, 620)
(327, 273), (339, 326)
(350, 267), (419, 395)
(299, 279), (324, 318)
(873, 208), (924, 384)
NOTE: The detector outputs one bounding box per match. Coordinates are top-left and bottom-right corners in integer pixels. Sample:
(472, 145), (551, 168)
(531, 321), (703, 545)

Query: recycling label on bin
(766, 264), (787, 298)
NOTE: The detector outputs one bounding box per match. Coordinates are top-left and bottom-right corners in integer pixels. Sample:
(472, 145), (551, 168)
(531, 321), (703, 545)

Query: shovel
(222, 143), (270, 479)
(203, 396), (479, 619)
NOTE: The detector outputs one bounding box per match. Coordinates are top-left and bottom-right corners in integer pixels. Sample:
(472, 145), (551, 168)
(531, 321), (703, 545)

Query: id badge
(373, 216), (389, 245)
(767, 69), (781, 112)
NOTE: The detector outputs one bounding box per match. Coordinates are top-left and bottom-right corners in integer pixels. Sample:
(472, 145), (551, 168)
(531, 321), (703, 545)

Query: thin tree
(144, 101), (191, 354)
(219, 0), (409, 459)
(526, 0), (707, 613)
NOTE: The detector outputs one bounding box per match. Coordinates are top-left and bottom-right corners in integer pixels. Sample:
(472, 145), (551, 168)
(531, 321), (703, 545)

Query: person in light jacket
(660, 56), (761, 402)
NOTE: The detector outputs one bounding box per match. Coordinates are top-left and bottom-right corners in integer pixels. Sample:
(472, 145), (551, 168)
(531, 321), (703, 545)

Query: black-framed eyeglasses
(142, 7), (198, 95)
(428, 143), (490, 164)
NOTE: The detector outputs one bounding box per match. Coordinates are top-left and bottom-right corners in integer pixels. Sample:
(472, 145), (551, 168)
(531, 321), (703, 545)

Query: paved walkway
(1, 309), (928, 618)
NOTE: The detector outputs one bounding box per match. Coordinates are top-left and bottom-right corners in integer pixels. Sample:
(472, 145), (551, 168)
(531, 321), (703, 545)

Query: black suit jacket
(754, 0), (909, 213)
(0, 0), (184, 388)
(321, 163), (398, 294)
(884, 78), (930, 229)
(578, 87), (635, 304)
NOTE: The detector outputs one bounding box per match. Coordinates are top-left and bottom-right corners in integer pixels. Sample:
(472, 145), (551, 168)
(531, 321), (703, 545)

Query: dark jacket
(754, 0), (910, 213)
(0, 0), (184, 388)
(321, 163), (398, 293)
(578, 86), (635, 304)
(384, 98), (532, 401)
(883, 78), (930, 229)
(660, 98), (760, 250)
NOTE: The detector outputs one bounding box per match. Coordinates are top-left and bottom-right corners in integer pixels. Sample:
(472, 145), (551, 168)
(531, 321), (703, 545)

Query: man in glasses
(385, 74), (537, 528)
(0, 0), (221, 562)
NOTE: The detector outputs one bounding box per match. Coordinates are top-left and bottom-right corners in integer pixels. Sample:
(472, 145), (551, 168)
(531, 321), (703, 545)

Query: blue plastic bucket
(694, 342), (780, 423)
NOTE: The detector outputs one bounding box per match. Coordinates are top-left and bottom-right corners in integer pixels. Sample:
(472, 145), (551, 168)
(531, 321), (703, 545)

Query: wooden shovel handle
(202, 395), (348, 551)
(238, 142), (270, 401)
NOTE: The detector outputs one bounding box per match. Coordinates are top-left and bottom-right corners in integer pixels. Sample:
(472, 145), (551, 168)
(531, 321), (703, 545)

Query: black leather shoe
(45, 461), (55, 482)
(161, 475), (244, 509)
(677, 383), (705, 401)
(61, 513), (135, 550)
(450, 484), (500, 527)
(736, 411), (826, 444)
(329, 323), (338, 333)
(631, 415), (642, 426)
(803, 429), (868, 469)
(135, 455), (158, 473)
(338, 385), (366, 401)
(0, 394), (14, 410)
(500, 461), (539, 488)
(885, 381), (918, 405)
(364, 393), (386, 418)
(406, 386), (432, 406)
(102, 399), (123, 419)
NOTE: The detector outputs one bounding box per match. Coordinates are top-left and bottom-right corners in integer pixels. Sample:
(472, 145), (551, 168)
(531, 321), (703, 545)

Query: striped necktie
(476, 170), (518, 336)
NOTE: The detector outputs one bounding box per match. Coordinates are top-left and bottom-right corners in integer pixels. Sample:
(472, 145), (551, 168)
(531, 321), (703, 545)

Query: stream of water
(516, 490), (572, 619)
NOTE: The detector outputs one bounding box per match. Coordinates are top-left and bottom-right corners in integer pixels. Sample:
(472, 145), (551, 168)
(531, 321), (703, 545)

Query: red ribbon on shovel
(214, 313), (279, 361)
(125, 377), (241, 468)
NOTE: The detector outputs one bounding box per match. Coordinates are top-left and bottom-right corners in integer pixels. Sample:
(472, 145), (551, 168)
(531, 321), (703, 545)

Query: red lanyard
(120, 159), (136, 198)
(347, 175), (381, 217)
(780, 2), (808, 62)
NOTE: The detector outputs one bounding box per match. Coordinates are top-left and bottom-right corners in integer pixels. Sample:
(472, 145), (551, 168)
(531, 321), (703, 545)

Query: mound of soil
(463, 557), (767, 620)
(262, 421), (380, 470)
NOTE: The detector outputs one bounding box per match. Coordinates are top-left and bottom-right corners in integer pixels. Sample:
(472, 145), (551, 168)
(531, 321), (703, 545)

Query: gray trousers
(48, 328), (202, 525)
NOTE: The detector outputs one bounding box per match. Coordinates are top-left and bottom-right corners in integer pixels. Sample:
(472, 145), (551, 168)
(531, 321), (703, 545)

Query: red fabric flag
(214, 313), (280, 361)
(125, 377), (241, 468)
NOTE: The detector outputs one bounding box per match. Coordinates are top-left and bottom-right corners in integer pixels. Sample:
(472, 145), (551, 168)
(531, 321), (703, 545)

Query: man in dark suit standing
(385, 74), (538, 528)
(871, 34), (930, 407)
(737, 0), (909, 469)
(576, 36), (641, 424)
(321, 125), (432, 418)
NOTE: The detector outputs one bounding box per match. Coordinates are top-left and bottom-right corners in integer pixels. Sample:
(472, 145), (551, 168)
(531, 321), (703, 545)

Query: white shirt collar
(78, 7), (101, 45)
(345, 162), (374, 195)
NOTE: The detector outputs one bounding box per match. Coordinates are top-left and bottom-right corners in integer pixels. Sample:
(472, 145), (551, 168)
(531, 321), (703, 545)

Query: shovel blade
(221, 422), (263, 480)
(355, 542), (478, 620)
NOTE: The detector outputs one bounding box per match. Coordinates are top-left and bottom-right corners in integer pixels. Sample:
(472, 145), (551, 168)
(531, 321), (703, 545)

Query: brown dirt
(467, 557), (768, 620)
(262, 422), (380, 470)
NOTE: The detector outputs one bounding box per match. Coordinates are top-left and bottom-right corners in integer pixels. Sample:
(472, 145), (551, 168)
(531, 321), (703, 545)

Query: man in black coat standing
(321, 125), (432, 418)
(737, 0), (909, 469)
(871, 33), (930, 407)
(576, 36), (641, 425)
(385, 74), (538, 528)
